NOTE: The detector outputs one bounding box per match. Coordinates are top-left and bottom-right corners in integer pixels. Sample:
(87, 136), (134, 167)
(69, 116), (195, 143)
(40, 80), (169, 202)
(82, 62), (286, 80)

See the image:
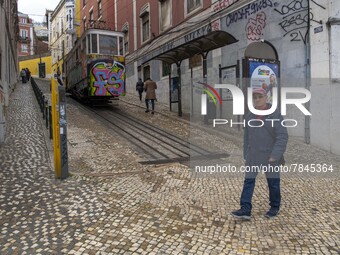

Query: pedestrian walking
(231, 87), (288, 220)
(25, 68), (31, 82)
(143, 77), (157, 114)
(136, 78), (144, 101)
(20, 69), (26, 83)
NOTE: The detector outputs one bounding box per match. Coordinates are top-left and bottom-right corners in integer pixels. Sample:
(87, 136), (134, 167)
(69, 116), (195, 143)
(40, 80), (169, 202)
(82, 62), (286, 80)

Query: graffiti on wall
(246, 12), (267, 41)
(274, 0), (325, 44)
(225, 0), (273, 27)
(212, 0), (239, 13)
(274, 0), (309, 43)
(89, 61), (125, 96)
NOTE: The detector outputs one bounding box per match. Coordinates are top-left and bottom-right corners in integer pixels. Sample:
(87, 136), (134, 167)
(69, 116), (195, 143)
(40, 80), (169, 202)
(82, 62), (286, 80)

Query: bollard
(49, 106), (53, 139)
(45, 101), (49, 128)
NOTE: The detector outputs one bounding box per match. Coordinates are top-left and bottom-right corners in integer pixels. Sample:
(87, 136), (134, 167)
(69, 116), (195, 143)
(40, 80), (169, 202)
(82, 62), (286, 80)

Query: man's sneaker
(231, 208), (251, 220)
(145, 110), (150, 113)
(265, 208), (279, 218)
(151, 111), (154, 114)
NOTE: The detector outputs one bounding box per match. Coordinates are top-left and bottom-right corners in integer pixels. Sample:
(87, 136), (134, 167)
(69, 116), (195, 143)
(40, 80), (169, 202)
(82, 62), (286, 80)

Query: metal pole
(49, 106), (53, 139)
(203, 53), (208, 124)
(177, 62), (182, 117)
(45, 101), (49, 128)
(305, 0), (311, 144)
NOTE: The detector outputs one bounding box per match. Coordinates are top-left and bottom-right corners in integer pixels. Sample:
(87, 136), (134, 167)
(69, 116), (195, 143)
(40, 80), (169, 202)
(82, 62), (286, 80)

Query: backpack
(136, 81), (144, 90)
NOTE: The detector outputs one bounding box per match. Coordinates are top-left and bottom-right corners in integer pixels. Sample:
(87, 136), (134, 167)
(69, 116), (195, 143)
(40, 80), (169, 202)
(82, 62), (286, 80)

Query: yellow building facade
(19, 53), (53, 78)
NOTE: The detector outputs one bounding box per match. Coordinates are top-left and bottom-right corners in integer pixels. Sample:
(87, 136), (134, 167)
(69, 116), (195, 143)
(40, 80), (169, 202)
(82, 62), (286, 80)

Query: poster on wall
(249, 58), (279, 103)
(221, 66), (237, 101)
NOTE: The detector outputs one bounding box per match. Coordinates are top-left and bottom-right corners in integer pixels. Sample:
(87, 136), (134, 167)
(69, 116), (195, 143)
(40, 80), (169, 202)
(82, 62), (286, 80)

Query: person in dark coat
(20, 69), (26, 83)
(231, 87), (288, 220)
(143, 77), (157, 114)
(25, 68), (31, 82)
(136, 78), (144, 101)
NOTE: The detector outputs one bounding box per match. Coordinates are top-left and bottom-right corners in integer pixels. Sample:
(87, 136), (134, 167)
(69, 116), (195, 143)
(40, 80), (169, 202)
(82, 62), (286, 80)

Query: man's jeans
(240, 162), (281, 212)
(145, 99), (155, 111)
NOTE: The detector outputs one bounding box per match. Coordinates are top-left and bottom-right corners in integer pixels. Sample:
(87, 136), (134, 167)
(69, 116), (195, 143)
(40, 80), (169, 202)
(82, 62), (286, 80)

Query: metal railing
(31, 77), (53, 139)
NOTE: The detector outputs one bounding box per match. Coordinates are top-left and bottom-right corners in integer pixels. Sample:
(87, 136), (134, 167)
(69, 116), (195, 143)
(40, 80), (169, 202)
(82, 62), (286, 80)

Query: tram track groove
(98, 109), (193, 157)
(69, 99), (165, 159)
(113, 110), (211, 155)
(69, 97), (229, 164)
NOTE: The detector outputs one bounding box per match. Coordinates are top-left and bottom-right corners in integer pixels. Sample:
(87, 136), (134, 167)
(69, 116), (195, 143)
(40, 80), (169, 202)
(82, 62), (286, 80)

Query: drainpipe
(327, 18), (340, 81)
(305, 0), (311, 144)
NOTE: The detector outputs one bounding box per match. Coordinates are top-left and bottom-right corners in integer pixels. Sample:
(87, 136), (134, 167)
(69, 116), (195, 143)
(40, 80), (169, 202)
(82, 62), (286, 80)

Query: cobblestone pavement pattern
(0, 79), (339, 254)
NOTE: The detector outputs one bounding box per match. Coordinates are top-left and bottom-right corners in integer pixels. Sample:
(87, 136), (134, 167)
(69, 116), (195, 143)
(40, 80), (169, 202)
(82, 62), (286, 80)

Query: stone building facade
(59, 0), (340, 155)
(116, 0), (340, 155)
(0, 0), (19, 143)
(17, 12), (34, 57)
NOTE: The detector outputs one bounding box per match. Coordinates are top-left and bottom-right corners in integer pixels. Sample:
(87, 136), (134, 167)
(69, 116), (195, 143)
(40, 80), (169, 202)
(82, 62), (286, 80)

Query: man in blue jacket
(232, 88), (288, 219)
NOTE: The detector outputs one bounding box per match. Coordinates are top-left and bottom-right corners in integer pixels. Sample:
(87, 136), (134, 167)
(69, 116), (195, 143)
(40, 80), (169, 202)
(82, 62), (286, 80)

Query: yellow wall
(19, 56), (53, 78)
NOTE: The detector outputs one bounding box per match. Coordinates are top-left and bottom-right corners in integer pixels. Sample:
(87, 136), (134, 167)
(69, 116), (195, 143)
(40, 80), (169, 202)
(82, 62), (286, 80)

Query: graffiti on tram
(89, 60), (126, 97)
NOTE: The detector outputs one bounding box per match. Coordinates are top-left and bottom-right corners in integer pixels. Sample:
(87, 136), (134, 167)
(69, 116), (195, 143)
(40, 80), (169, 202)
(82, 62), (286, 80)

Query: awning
(143, 30), (238, 64)
(140, 29), (238, 118)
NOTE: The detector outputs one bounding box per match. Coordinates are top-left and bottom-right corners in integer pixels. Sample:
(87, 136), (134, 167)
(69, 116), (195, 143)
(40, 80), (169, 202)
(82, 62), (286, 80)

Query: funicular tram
(65, 29), (126, 104)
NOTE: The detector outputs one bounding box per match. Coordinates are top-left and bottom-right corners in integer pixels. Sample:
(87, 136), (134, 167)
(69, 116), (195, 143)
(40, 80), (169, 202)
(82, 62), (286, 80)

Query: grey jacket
(243, 104), (288, 166)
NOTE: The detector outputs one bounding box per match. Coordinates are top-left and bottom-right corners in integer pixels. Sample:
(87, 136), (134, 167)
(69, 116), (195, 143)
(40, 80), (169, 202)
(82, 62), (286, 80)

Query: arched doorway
(244, 41), (278, 60)
(243, 41), (280, 106)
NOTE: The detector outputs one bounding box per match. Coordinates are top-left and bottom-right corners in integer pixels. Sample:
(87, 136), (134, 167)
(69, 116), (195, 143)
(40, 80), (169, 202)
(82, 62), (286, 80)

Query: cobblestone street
(0, 79), (339, 254)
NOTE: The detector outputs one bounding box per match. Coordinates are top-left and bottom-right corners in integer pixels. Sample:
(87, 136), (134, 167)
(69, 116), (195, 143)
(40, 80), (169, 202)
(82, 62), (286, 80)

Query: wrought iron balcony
(18, 36), (31, 43)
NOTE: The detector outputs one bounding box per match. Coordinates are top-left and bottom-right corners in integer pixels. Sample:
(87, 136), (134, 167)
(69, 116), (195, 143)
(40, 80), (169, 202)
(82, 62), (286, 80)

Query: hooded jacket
(243, 104), (288, 166)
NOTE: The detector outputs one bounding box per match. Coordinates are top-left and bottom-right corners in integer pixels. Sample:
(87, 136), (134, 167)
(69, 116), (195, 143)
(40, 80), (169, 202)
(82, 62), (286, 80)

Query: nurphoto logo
(199, 84), (312, 128)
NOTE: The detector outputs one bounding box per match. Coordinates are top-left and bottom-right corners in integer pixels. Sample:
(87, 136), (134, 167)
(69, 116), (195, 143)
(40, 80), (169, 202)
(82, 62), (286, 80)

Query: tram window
(91, 34), (98, 53)
(119, 36), (124, 55)
(99, 35), (117, 55)
(87, 35), (91, 54)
